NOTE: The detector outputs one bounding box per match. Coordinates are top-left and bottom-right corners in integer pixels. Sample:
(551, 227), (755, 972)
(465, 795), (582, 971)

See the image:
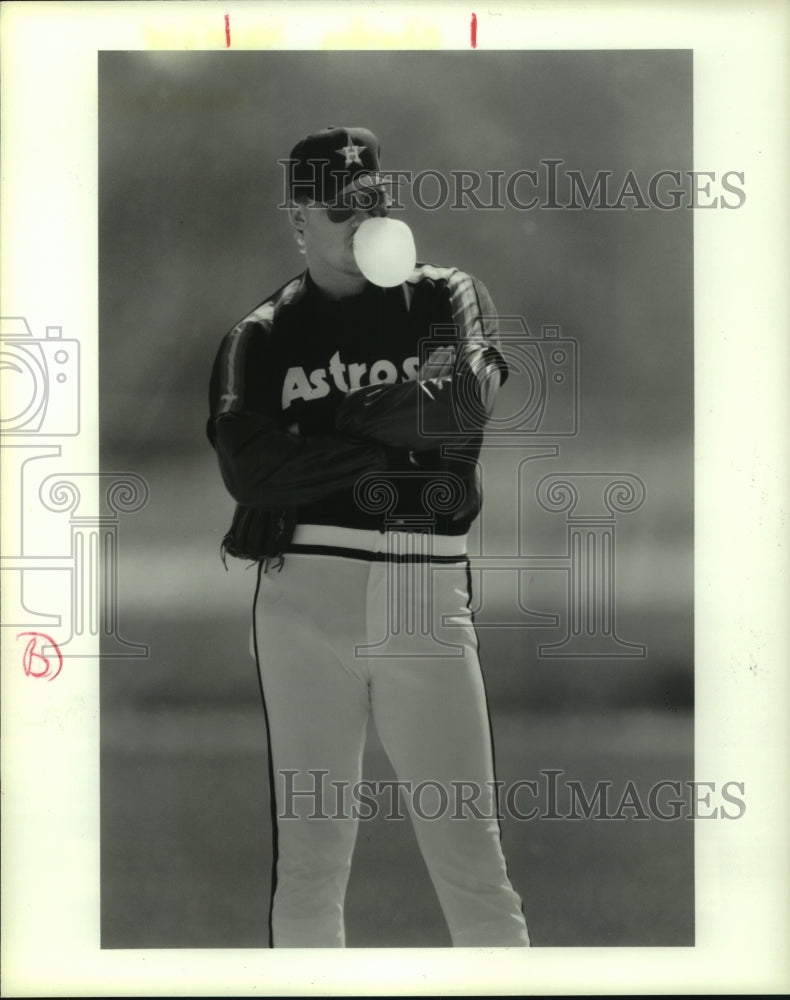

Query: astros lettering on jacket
(281, 350), (420, 408)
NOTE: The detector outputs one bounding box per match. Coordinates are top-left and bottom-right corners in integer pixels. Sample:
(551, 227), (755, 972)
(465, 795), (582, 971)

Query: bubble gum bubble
(353, 218), (417, 287)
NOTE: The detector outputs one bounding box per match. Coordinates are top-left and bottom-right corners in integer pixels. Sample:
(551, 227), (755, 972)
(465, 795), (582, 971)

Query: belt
(288, 523), (468, 562)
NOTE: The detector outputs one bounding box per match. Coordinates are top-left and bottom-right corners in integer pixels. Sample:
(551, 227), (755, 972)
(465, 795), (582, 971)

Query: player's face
(296, 187), (392, 280)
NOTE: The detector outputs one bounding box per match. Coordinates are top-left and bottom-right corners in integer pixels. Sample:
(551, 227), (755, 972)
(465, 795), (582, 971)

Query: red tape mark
(471, 12), (477, 49)
(225, 13), (231, 48)
(17, 632), (63, 681)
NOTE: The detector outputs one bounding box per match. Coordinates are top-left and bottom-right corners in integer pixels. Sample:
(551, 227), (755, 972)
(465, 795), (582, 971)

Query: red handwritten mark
(470, 12), (477, 49)
(224, 13), (231, 48)
(17, 632), (63, 681)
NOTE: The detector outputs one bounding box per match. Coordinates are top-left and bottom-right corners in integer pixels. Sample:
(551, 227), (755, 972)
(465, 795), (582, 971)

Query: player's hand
(418, 345), (456, 380)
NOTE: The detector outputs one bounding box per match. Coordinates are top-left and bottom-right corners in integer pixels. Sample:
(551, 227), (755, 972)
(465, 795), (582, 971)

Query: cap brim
(334, 172), (403, 200)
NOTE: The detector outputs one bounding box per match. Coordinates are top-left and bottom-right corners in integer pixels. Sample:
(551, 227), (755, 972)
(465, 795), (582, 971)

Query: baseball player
(207, 126), (530, 948)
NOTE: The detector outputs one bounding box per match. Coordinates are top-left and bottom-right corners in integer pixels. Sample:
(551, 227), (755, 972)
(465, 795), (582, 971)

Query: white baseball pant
(251, 524), (530, 948)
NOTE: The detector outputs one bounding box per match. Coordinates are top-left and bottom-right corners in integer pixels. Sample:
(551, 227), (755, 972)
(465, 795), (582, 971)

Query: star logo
(336, 138), (366, 167)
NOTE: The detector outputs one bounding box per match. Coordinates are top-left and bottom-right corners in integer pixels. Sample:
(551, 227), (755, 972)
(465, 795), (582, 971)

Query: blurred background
(99, 50), (693, 948)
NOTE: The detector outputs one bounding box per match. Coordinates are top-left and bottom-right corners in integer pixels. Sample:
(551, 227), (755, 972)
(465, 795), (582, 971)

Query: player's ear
(288, 202), (308, 255)
(288, 201), (307, 232)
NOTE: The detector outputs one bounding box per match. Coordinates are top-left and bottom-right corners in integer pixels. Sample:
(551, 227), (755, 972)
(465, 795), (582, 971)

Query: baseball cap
(285, 125), (389, 205)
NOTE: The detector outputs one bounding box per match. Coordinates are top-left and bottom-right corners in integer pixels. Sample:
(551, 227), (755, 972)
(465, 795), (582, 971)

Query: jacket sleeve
(334, 272), (507, 451)
(207, 320), (387, 508)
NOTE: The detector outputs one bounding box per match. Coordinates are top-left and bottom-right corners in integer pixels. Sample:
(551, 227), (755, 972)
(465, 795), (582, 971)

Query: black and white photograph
(99, 48), (697, 951)
(1, 2), (788, 996)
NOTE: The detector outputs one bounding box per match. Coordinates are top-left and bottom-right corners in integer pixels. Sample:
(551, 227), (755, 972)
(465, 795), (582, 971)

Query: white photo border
(1, 0), (788, 995)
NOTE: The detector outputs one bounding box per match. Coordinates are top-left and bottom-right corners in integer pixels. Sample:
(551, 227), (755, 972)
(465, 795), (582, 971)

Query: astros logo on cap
(336, 135), (366, 167)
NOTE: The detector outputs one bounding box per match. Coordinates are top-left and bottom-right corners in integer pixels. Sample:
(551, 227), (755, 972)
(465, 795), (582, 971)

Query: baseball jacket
(206, 263), (508, 563)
